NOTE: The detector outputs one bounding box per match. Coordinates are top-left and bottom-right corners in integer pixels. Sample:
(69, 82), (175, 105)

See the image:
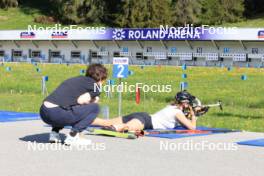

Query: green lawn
(0, 8), (48, 30)
(0, 63), (264, 132)
(0, 8), (104, 30)
(223, 18), (264, 27)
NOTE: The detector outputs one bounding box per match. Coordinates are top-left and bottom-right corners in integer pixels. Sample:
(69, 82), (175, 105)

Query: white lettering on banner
(27, 24), (106, 34)
(160, 24), (201, 39)
(113, 58), (129, 65)
(128, 28), (200, 40)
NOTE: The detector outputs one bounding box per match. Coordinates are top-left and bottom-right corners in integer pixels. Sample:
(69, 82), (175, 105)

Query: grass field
(0, 8), (48, 30)
(0, 63), (264, 132)
(0, 8), (103, 30)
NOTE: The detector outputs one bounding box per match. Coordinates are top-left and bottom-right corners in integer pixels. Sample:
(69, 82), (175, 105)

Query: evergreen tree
(103, 0), (123, 26)
(200, 0), (244, 25)
(0, 0), (18, 8)
(221, 0), (244, 23)
(115, 0), (172, 28)
(172, 0), (202, 26)
(79, 0), (105, 23)
(50, 0), (105, 24)
(0, 0), (250, 26)
(244, 0), (263, 17)
(147, 0), (172, 27)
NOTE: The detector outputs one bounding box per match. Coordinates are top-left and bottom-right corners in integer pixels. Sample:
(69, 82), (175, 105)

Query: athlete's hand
(189, 106), (196, 119)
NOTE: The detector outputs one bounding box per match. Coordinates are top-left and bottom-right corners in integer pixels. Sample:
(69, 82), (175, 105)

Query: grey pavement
(0, 120), (263, 176)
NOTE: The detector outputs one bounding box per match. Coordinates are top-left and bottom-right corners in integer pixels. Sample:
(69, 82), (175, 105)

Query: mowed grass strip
(0, 63), (263, 132)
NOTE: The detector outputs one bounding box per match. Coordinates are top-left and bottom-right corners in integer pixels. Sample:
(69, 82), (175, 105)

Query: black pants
(40, 103), (100, 132)
(122, 112), (153, 130)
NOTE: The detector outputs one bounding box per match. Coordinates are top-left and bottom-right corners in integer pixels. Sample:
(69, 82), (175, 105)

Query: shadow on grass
(248, 100), (264, 109)
(19, 6), (39, 15)
(212, 112), (263, 119)
(19, 133), (66, 143)
(19, 0), (53, 16)
(164, 97), (174, 103)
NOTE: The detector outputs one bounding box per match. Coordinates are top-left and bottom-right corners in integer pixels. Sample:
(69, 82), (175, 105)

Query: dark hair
(170, 100), (179, 106)
(85, 64), (108, 82)
(171, 90), (194, 106)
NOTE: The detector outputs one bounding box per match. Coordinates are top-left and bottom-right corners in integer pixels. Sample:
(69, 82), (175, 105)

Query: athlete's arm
(176, 107), (196, 130)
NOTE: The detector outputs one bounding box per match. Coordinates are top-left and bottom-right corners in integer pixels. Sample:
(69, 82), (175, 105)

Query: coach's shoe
(49, 131), (62, 143)
(64, 133), (92, 146)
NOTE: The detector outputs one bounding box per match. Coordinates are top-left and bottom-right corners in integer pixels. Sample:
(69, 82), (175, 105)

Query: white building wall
(1, 40), (264, 67)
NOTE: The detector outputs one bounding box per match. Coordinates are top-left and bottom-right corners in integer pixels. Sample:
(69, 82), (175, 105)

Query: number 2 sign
(113, 57), (129, 78)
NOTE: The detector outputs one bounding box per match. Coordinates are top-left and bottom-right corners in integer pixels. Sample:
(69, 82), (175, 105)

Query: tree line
(0, 0), (263, 27)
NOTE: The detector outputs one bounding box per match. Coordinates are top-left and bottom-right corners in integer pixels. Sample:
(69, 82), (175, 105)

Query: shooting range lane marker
(106, 79), (115, 98)
(182, 64), (187, 70)
(136, 87), (141, 104)
(112, 57), (129, 116)
(6, 66), (11, 72)
(241, 74), (247, 80)
(128, 70), (134, 75)
(80, 69), (85, 75)
(101, 105), (110, 120)
(157, 64), (161, 72)
(180, 81), (188, 90)
(36, 67), (41, 73)
(41, 76), (49, 96)
(180, 64), (188, 91)
(118, 78), (122, 116)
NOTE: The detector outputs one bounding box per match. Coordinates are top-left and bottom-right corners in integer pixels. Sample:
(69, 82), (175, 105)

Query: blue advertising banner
(0, 26), (264, 41)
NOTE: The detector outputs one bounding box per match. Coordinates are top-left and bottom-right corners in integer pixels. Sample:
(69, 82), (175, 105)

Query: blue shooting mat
(0, 111), (40, 122)
(237, 138), (264, 147)
(145, 126), (237, 139)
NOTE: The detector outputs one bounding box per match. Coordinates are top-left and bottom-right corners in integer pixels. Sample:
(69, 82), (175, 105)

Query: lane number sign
(113, 57), (129, 78)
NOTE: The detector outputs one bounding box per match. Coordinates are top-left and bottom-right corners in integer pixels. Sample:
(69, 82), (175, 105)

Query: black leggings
(122, 112), (153, 130)
(40, 103), (100, 132)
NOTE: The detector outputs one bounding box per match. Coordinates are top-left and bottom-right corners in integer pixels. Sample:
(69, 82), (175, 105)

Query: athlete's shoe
(64, 133), (92, 146)
(49, 131), (62, 143)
